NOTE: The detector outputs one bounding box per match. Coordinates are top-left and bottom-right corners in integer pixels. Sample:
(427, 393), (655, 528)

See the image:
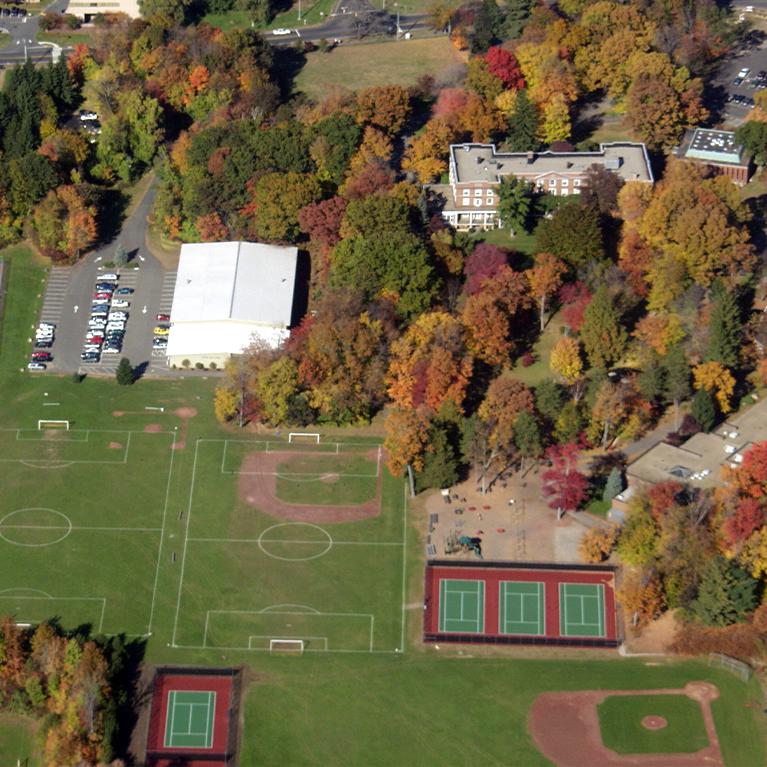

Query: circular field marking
(641, 715), (668, 731)
(257, 523), (332, 561)
(19, 460), (74, 470)
(0, 508), (73, 547)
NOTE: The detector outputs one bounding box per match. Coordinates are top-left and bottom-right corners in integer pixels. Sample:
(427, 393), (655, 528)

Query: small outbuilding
(166, 241), (298, 369)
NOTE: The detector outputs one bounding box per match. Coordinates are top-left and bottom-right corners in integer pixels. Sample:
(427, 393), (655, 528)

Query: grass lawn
(203, 0), (335, 31)
(0, 714), (40, 767)
(472, 227), (538, 258)
(598, 694), (710, 754)
(511, 315), (564, 386)
(36, 29), (94, 46)
(240, 657), (764, 766)
(586, 498), (610, 518)
(0, 245), (765, 767)
(295, 36), (463, 99)
(0, 32), (9, 48)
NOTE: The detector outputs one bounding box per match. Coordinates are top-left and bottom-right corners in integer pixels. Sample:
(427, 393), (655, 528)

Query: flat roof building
(432, 142), (653, 231)
(166, 241), (298, 369)
(675, 128), (751, 186)
(65, 0), (140, 19)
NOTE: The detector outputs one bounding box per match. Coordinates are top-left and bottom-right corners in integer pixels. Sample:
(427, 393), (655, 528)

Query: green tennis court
(438, 579), (485, 633)
(559, 583), (605, 638)
(164, 690), (216, 749)
(498, 581), (544, 635)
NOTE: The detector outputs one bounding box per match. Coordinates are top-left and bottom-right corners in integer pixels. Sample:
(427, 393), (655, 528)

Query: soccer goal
(37, 420), (70, 430)
(269, 638), (305, 654)
(288, 432), (320, 444)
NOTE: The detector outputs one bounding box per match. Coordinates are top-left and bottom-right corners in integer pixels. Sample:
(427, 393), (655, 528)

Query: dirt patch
(172, 440), (186, 450)
(112, 410), (124, 417)
(642, 716), (667, 730)
(108, 442), (122, 449)
(237, 449), (382, 524)
(174, 407), (197, 419)
(143, 424), (162, 433)
(527, 685), (723, 767)
(320, 473), (340, 484)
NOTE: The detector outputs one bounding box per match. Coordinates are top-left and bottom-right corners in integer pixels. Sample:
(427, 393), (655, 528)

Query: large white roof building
(166, 241), (298, 369)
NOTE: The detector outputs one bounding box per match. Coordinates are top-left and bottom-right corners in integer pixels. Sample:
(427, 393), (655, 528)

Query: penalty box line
(202, 609), (375, 652)
(0, 595), (107, 634)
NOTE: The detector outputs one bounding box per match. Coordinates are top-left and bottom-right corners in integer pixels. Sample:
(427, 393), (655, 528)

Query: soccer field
(170, 438), (407, 653)
(0, 428), (176, 635)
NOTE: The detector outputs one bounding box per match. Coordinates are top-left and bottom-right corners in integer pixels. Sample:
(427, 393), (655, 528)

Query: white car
(111, 299), (129, 308)
(106, 324), (125, 332)
(108, 312), (128, 320)
(100, 272), (119, 280)
(738, 67), (751, 79)
(272, 27), (292, 35)
(102, 347), (121, 354)
(27, 362), (46, 371)
(80, 111), (98, 121)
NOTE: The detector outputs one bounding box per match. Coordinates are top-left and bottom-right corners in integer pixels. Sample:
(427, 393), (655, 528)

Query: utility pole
(298, 0), (301, 21)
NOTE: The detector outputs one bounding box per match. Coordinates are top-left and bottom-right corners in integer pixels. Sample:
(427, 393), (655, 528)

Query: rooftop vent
(604, 157), (621, 170)
(526, 151), (535, 164)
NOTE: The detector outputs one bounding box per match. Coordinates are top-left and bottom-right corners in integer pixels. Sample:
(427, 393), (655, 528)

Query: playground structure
(443, 528), (483, 558)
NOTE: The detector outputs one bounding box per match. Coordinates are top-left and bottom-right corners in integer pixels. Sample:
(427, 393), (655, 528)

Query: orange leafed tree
(526, 252), (566, 331)
(383, 407), (430, 475)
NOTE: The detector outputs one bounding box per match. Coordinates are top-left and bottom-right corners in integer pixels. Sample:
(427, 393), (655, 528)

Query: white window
(548, 178), (556, 187)
(572, 188), (581, 194)
(462, 198), (470, 206)
(573, 179), (581, 187)
(561, 179), (569, 187)
(474, 198), (482, 207)
(475, 188), (482, 197)
(462, 189), (470, 197)
(536, 179), (544, 188)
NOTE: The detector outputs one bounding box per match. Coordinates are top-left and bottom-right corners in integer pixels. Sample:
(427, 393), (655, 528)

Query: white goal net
(269, 638), (305, 654)
(288, 432), (320, 444)
(37, 420), (70, 430)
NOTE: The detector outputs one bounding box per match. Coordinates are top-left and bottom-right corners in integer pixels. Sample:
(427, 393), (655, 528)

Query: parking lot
(28, 255), (178, 377)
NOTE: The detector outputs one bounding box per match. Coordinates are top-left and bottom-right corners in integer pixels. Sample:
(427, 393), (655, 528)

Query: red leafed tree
(541, 442), (588, 518)
(195, 212), (229, 242)
(463, 243), (508, 295)
(66, 43), (90, 81)
(340, 162), (395, 200)
(432, 87), (471, 119)
(647, 480), (684, 522)
(485, 46), (525, 90)
(558, 281), (592, 332)
(298, 196), (347, 248)
(722, 498), (764, 548)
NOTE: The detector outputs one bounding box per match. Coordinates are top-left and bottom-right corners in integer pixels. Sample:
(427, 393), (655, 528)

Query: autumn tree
(591, 381), (629, 447)
(463, 243), (508, 295)
(526, 252), (565, 331)
(617, 571), (665, 628)
(735, 120), (767, 165)
(31, 185), (97, 262)
(578, 527), (617, 563)
(244, 172), (321, 242)
(485, 46), (525, 89)
(387, 312), (472, 414)
(579, 286), (627, 369)
(693, 361), (735, 415)
(356, 85), (411, 135)
(541, 442), (588, 518)
(383, 407), (430, 476)
(616, 497), (658, 566)
(550, 337), (584, 396)
(513, 410), (542, 468)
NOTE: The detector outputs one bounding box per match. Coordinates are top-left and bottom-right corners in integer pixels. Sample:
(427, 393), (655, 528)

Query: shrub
(578, 527), (617, 563)
(63, 13), (81, 28)
(519, 351), (535, 367)
(670, 620), (765, 662)
(182, 359), (190, 368)
(195, 362), (205, 370)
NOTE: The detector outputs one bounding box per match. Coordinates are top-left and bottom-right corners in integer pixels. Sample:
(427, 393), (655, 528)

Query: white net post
(37, 420), (70, 430)
(288, 433), (320, 444)
(269, 639), (305, 654)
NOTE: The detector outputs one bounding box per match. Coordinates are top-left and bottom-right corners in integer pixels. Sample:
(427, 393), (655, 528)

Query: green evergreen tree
(503, 90), (538, 152)
(663, 345), (691, 429)
(534, 202), (604, 267)
(535, 379), (565, 426)
(704, 282), (740, 368)
(114, 243), (128, 267)
(512, 411), (542, 468)
(637, 356), (665, 402)
(691, 387), (716, 432)
(689, 557), (758, 626)
(416, 423), (459, 492)
(554, 401), (583, 443)
(602, 466), (623, 503)
(115, 358), (134, 386)
(503, 0), (532, 38)
(579, 286), (627, 369)
(470, 0), (500, 52)
(497, 176), (533, 234)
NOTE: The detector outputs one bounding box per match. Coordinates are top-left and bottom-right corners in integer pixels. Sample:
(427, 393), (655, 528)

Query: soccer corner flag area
(423, 560), (618, 647)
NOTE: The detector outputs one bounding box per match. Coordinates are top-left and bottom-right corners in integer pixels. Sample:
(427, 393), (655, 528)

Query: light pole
(297, 0), (301, 21)
(395, 2), (400, 36)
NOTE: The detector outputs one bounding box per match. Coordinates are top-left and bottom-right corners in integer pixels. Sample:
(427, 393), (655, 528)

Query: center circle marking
(0, 508), (73, 547)
(257, 522), (332, 561)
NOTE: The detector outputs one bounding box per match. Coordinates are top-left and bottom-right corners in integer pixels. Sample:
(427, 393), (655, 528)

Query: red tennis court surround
(424, 560), (619, 647)
(144, 667), (241, 767)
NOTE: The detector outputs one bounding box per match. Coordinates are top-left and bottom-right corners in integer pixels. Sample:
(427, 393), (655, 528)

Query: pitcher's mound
(641, 716), (667, 730)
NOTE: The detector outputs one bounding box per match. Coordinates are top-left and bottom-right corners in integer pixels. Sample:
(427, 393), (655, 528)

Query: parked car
(100, 272), (119, 280)
(272, 27), (292, 35)
(34, 340), (53, 349)
(153, 326), (169, 336)
(108, 312), (128, 320)
(733, 76), (744, 87)
(156, 313), (170, 322)
(95, 282), (116, 291)
(93, 291), (111, 299)
(27, 362), (47, 371)
(31, 352), (52, 361)
(111, 299), (130, 308)
(115, 287), (134, 295)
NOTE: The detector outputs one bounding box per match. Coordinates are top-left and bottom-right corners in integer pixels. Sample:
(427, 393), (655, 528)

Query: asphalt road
(0, 0), (67, 66)
(33, 182), (180, 377)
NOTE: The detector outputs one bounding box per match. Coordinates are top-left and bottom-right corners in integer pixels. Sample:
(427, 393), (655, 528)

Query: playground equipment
(458, 535), (483, 558)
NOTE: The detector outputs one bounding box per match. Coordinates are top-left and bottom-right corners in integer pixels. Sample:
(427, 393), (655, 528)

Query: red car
(86, 335), (104, 343)
(31, 351), (52, 361)
(93, 291), (111, 299)
(156, 313), (170, 322)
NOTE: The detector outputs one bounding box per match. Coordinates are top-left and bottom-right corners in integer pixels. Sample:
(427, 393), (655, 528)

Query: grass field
(0, 714), (40, 767)
(295, 36), (463, 99)
(203, 0), (335, 30)
(598, 694), (710, 754)
(0, 243), (765, 766)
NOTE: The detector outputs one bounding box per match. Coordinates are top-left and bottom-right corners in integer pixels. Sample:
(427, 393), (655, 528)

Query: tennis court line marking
(147, 430), (177, 634)
(559, 583), (605, 637)
(439, 579), (484, 633)
(166, 690), (177, 748)
(499, 581), (545, 636)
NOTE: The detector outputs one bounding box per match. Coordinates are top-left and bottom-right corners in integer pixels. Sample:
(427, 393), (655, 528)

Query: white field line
(171, 643), (399, 655)
(0, 595), (107, 632)
(0, 525), (161, 532)
(400, 482), (408, 652)
(171, 439), (199, 646)
(187, 537), (404, 546)
(147, 431), (177, 634)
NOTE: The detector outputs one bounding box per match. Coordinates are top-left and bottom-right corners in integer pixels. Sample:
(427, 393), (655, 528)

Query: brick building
(675, 128), (751, 186)
(431, 142), (654, 231)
